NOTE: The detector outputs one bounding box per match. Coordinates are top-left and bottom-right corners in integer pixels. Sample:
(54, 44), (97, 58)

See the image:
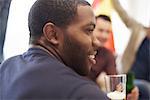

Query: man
(0, 0), (107, 99)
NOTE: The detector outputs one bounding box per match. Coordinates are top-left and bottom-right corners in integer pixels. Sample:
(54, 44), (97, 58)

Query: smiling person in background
(89, 15), (117, 82)
(88, 14), (139, 100)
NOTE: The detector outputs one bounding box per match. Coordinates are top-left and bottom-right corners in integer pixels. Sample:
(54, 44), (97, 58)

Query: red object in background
(92, 0), (103, 8)
(104, 31), (115, 53)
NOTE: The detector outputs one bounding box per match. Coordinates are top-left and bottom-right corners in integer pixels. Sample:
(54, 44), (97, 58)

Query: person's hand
(127, 86), (139, 100)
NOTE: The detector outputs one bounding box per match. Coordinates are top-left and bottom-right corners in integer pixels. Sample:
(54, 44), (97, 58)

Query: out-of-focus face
(93, 18), (111, 45)
(58, 5), (100, 76)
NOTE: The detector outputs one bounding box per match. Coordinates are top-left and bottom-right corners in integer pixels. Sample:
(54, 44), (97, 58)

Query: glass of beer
(105, 74), (126, 100)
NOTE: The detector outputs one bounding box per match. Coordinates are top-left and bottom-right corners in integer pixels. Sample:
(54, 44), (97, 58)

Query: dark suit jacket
(0, 47), (108, 100)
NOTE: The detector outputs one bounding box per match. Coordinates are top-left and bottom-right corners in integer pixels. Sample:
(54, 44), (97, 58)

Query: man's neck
(30, 43), (64, 63)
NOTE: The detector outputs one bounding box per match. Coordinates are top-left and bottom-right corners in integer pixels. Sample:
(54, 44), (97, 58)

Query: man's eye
(86, 29), (94, 34)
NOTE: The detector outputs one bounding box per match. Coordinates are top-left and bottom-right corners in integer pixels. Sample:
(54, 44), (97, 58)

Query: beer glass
(105, 74), (126, 100)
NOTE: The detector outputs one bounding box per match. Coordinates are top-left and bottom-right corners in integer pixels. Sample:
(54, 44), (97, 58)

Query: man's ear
(43, 22), (59, 45)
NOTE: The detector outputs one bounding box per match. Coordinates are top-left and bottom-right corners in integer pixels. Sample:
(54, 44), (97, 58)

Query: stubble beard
(62, 35), (89, 76)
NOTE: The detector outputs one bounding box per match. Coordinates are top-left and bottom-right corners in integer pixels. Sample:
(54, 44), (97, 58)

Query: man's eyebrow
(86, 22), (95, 28)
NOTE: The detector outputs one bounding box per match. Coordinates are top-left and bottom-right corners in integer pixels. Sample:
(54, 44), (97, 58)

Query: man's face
(93, 18), (111, 45)
(58, 5), (99, 76)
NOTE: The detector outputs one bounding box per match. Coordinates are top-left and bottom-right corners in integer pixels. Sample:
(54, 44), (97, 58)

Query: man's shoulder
(69, 79), (108, 99)
(0, 49), (108, 99)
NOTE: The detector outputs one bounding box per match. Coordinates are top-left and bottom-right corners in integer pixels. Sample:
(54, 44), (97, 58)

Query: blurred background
(2, 0), (150, 60)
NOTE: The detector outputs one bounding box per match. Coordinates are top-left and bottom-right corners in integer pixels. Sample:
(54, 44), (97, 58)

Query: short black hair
(28, 0), (90, 44)
(96, 14), (111, 22)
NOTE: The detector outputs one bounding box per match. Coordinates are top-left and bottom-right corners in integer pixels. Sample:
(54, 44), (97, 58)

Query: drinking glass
(105, 74), (126, 100)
